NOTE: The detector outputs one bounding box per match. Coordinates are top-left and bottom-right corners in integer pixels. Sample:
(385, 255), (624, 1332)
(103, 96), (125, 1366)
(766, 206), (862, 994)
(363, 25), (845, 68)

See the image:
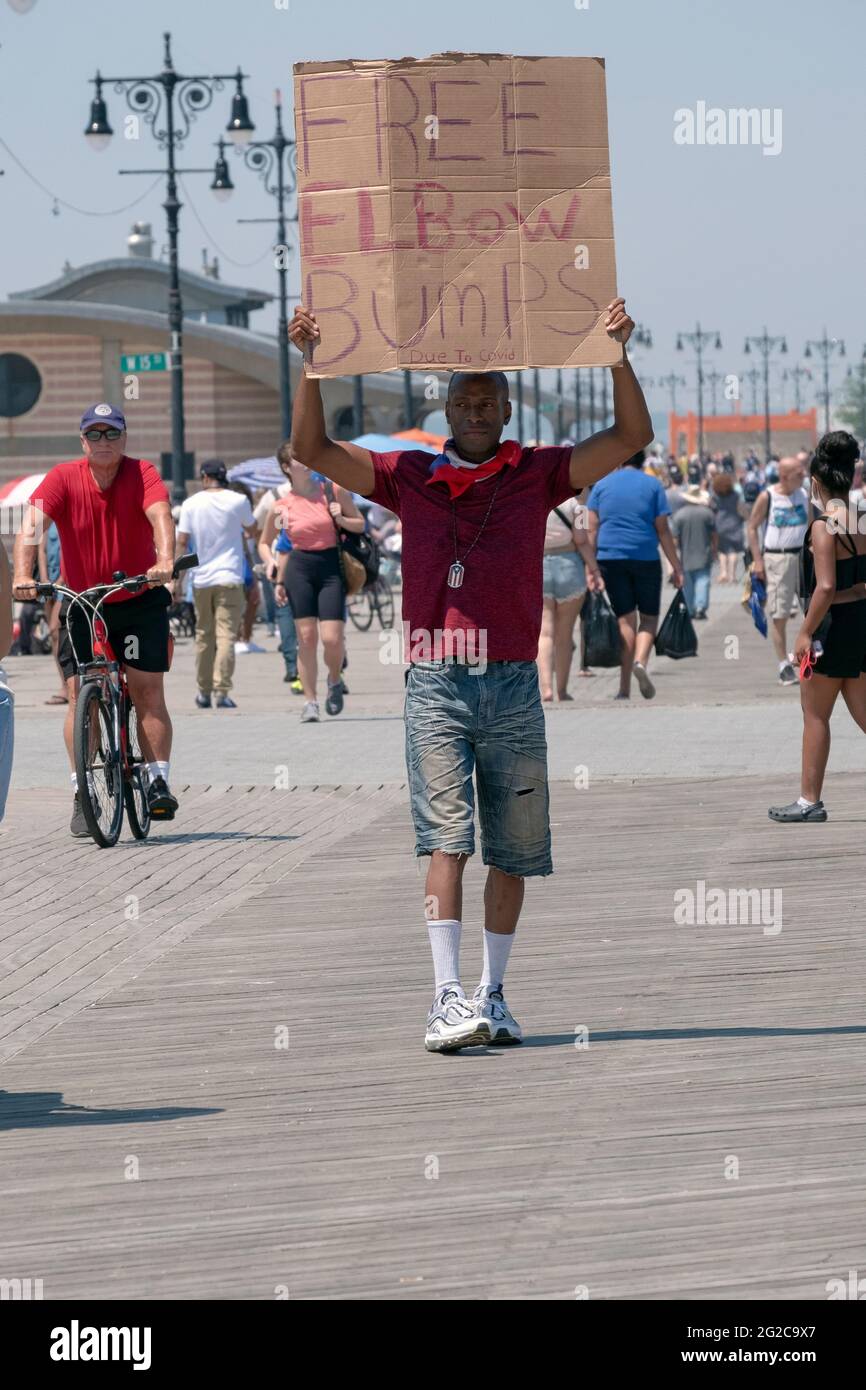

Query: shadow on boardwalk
(0, 1090), (222, 1132)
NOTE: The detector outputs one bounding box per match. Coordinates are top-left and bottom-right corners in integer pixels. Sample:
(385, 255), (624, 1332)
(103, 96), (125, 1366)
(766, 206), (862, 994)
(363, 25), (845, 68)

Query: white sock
(797, 795), (819, 808)
(427, 918), (462, 994)
(148, 761), (170, 783)
(70, 772), (78, 792)
(481, 929), (515, 990)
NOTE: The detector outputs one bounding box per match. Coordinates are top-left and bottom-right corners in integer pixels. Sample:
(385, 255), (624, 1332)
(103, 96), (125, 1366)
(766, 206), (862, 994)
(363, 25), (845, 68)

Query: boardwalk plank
(2, 772), (865, 1299)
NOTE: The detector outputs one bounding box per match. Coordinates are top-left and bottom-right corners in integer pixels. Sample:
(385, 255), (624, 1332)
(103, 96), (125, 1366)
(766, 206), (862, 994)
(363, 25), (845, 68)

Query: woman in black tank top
(769, 431), (866, 823)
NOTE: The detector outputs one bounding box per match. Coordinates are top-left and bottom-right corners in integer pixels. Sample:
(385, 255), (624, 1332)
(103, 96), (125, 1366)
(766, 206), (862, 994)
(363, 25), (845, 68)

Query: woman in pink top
(272, 461), (364, 722)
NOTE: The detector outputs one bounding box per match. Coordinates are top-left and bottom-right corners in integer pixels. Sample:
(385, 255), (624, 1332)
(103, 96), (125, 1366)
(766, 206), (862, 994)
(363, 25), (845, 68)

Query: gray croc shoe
(768, 800), (827, 823)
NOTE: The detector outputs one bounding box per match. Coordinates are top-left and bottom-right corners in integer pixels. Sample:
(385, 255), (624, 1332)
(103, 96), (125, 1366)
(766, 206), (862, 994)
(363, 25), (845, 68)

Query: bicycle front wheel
(373, 576), (395, 631)
(123, 702), (151, 840)
(347, 588), (374, 631)
(74, 681), (124, 848)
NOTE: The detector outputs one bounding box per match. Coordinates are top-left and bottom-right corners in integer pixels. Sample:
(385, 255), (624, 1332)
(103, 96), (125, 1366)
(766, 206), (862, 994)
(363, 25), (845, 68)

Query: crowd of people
(1, 311), (865, 1056)
(0, 400), (859, 823)
(534, 441), (848, 702)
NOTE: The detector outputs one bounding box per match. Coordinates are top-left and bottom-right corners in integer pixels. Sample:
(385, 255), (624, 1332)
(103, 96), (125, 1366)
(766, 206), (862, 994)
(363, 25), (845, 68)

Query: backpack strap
(322, 479), (343, 538)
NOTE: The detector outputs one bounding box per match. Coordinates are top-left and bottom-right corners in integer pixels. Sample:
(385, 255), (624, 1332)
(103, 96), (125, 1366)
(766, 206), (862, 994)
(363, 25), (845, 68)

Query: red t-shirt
(368, 445), (575, 661)
(31, 456), (169, 603)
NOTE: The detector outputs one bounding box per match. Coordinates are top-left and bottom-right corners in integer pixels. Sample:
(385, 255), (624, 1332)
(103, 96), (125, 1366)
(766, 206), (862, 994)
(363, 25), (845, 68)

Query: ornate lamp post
(783, 363), (812, 413)
(232, 90), (298, 440)
(676, 323), (722, 459)
(804, 328), (845, 435)
(658, 372), (686, 414)
(744, 326), (787, 463)
(84, 31), (254, 502)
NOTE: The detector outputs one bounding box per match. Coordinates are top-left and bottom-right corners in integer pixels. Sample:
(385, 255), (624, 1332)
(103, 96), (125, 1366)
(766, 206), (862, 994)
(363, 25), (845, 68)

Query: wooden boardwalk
(2, 764), (866, 1299)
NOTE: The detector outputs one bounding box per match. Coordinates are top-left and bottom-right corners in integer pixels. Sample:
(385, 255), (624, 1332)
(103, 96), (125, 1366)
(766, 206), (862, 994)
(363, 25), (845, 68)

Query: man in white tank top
(747, 457), (810, 684)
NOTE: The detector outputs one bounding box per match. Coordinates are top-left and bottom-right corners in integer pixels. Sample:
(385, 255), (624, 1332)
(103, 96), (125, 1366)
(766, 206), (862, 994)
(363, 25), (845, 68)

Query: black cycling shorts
(814, 599), (866, 679)
(58, 586), (171, 680)
(598, 558), (663, 618)
(285, 547), (345, 622)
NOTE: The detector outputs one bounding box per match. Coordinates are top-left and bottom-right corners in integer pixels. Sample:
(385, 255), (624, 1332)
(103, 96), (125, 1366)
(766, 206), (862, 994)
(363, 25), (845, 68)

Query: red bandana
(425, 439), (523, 498)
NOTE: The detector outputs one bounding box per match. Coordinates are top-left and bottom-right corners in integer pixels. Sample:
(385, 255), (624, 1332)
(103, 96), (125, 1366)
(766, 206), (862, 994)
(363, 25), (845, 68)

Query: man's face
(445, 376), (511, 460)
(82, 427), (126, 467)
(778, 460), (802, 494)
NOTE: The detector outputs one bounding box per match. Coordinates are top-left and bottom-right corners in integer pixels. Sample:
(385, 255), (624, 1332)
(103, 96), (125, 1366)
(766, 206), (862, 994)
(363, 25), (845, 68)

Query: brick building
(669, 405), (818, 463)
(0, 224), (406, 487)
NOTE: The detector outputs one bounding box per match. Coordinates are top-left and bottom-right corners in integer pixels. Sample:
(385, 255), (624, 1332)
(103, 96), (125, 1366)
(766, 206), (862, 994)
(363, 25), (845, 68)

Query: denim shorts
(404, 659), (552, 877)
(542, 550), (586, 602)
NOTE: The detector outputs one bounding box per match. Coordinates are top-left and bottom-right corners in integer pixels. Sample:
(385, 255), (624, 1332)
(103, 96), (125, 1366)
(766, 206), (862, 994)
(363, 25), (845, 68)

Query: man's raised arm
(568, 299), (653, 492)
(289, 308), (375, 496)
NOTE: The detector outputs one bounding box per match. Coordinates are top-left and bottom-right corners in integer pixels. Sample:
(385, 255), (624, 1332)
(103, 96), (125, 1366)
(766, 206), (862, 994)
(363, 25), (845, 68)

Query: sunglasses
(83, 427), (123, 442)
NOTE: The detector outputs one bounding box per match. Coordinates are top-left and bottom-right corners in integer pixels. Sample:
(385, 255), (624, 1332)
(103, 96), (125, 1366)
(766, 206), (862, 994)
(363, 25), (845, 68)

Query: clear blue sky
(1, 0), (863, 421)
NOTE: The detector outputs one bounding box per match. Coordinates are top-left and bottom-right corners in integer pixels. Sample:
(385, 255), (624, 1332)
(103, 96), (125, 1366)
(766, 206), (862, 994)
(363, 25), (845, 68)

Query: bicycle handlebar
(31, 553), (198, 601)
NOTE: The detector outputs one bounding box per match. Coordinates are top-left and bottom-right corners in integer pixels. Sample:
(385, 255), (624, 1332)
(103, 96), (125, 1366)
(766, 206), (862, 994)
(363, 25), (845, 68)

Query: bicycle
(347, 573), (395, 632)
(168, 598), (196, 639)
(34, 554), (198, 848)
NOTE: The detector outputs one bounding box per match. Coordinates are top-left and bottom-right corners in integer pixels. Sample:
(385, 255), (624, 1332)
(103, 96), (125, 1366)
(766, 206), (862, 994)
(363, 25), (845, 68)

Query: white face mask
(811, 486), (823, 509)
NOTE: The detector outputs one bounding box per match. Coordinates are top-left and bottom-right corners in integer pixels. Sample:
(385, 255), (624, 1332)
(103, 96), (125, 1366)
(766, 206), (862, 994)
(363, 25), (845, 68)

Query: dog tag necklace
(447, 470), (506, 588)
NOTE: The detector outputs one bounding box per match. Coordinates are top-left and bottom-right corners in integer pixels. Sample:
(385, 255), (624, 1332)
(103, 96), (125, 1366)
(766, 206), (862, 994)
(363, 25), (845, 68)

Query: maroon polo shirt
(368, 445), (575, 661)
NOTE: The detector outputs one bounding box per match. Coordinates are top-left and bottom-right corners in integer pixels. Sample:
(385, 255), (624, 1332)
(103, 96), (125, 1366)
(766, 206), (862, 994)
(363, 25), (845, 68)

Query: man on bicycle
(12, 403), (179, 835)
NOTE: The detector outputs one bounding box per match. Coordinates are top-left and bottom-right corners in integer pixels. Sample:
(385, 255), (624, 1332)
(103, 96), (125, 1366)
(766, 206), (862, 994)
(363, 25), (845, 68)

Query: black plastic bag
(582, 589), (621, 667)
(654, 591), (698, 660)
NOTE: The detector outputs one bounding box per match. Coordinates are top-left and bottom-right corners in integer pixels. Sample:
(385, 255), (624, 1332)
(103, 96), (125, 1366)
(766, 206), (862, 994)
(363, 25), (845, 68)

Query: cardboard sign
(293, 53), (622, 377)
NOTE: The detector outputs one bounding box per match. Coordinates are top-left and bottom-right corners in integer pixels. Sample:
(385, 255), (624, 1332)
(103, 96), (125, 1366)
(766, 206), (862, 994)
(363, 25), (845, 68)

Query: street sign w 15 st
(121, 352), (168, 373)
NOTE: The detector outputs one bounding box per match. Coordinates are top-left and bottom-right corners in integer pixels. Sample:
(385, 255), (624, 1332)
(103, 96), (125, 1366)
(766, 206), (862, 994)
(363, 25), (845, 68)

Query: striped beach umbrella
(0, 472), (45, 509)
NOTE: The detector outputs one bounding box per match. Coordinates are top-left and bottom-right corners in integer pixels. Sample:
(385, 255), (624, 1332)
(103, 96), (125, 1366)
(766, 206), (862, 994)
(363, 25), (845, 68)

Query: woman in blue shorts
(538, 492), (601, 701)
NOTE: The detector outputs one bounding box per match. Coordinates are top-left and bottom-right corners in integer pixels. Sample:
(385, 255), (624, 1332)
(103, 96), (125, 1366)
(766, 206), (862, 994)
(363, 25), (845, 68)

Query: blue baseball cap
(80, 403), (127, 432)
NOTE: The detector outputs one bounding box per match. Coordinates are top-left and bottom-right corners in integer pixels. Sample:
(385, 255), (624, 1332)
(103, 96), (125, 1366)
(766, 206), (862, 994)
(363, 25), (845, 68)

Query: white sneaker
(633, 662), (656, 700)
(300, 700), (320, 723)
(245, 640), (266, 653)
(425, 987), (489, 1052)
(234, 641), (250, 654)
(471, 984), (523, 1045)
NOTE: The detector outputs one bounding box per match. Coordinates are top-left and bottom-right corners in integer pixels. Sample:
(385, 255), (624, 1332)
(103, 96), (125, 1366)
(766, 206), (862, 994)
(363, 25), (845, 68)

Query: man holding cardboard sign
(290, 51), (650, 1051)
(289, 299), (651, 1051)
